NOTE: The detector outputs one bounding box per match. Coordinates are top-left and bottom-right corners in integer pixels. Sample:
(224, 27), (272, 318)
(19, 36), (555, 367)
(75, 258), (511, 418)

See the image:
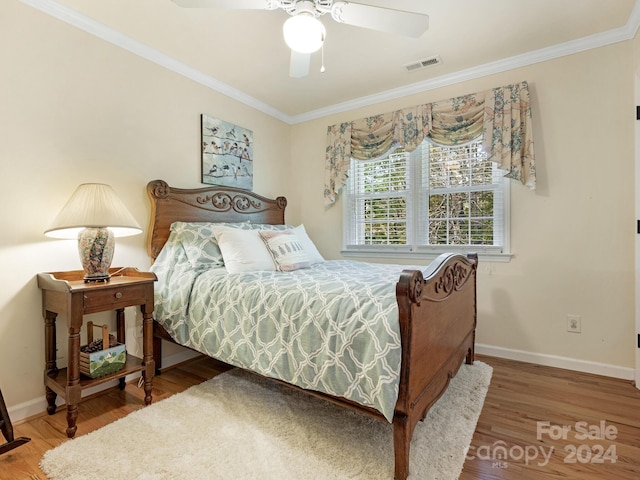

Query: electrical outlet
(567, 314), (581, 333)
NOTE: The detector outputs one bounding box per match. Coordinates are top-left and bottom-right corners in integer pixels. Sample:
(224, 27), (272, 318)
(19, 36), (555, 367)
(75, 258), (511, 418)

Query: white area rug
(41, 362), (492, 480)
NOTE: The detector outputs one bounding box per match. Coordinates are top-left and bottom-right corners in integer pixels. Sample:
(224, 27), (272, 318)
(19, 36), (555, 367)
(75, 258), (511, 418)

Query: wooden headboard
(146, 179), (288, 260)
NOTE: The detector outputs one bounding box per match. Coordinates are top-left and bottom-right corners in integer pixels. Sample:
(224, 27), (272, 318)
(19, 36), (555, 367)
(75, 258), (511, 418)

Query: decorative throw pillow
(211, 226), (276, 273)
(258, 230), (311, 272)
(171, 221), (252, 268)
(292, 224), (324, 264)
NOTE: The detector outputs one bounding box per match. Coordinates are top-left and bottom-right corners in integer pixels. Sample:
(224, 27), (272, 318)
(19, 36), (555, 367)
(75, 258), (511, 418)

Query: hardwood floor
(462, 356), (640, 480)
(1, 354), (638, 479)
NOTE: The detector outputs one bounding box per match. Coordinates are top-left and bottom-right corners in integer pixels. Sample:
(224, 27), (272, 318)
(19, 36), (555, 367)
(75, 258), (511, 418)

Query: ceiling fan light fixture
(283, 14), (326, 53)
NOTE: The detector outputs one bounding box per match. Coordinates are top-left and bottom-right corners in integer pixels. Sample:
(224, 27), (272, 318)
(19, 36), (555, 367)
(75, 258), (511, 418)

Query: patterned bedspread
(151, 233), (424, 421)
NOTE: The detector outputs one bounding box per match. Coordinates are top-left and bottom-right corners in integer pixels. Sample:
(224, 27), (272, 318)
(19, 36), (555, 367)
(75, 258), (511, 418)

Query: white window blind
(345, 136), (509, 257)
(347, 150), (412, 246)
(420, 139), (504, 247)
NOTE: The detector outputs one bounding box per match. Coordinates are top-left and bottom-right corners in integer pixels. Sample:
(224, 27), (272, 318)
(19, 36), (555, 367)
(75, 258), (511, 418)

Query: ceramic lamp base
(78, 227), (115, 282)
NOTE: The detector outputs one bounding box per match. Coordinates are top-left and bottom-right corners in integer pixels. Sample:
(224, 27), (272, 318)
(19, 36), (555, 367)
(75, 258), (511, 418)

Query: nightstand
(37, 267), (156, 438)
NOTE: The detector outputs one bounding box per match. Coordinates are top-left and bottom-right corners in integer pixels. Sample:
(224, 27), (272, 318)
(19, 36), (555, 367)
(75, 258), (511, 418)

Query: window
(344, 136), (510, 259)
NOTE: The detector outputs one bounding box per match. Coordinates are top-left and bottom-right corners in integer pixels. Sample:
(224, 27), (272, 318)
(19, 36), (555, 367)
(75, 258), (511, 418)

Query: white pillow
(293, 224), (325, 264)
(211, 226), (276, 274)
(258, 230), (310, 272)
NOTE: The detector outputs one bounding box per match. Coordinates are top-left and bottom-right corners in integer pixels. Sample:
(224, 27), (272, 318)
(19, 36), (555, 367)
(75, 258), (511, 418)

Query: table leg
(141, 305), (154, 406)
(44, 311), (58, 415)
(115, 307), (127, 390)
(115, 308), (125, 345)
(65, 325), (81, 438)
(45, 387), (57, 416)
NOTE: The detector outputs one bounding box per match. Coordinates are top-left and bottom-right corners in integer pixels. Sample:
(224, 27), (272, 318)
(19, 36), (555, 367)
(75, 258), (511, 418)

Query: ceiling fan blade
(289, 50), (310, 78)
(331, 2), (429, 38)
(171, 0), (271, 9)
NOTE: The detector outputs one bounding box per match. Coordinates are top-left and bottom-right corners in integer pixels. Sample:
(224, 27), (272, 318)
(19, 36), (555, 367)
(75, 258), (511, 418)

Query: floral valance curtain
(324, 80), (536, 206)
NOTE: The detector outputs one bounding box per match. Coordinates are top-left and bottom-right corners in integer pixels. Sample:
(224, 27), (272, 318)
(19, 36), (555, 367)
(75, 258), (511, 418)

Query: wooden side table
(37, 267), (156, 438)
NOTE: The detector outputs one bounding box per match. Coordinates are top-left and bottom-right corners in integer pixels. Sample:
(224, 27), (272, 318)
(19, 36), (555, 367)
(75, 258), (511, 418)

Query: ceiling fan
(171, 0), (429, 78)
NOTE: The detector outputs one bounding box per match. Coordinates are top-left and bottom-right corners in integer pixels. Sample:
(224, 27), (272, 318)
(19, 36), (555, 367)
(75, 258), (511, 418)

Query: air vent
(403, 55), (442, 72)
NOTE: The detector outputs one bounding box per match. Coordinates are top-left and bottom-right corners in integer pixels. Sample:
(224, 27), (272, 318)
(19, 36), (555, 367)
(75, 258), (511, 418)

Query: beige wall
(0, 2), (291, 415)
(291, 42), (636, 373)
(1, 0), (637, 419)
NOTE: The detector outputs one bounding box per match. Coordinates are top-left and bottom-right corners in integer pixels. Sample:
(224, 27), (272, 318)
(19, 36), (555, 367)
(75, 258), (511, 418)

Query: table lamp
(44, 183), (142, 282)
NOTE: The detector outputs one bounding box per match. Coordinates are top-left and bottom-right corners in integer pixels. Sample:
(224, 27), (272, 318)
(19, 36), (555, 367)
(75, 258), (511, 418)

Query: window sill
(340, 249), (512, 263)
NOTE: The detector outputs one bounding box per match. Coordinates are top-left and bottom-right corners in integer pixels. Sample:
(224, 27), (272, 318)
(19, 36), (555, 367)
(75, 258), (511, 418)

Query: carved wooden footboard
(393, 253), (477, 479)
(146, 180), (477, 480)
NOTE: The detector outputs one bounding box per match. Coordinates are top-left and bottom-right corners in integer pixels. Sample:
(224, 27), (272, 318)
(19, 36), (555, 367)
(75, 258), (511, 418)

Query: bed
(146, 179), (478, 480)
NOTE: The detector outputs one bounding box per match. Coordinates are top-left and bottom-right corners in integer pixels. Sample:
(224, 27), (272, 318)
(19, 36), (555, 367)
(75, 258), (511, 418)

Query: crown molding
(290, 2), (640, 124)
(20, 0), (640, 126)
(19, 0), (291, 124)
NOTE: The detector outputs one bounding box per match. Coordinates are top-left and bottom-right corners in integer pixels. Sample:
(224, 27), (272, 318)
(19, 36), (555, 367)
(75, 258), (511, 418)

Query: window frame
(342, 137), (512, 263)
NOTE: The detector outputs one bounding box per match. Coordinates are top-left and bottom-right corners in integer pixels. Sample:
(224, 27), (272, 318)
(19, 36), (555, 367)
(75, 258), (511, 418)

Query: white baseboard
(476, 343), (635, 380)
(9, 345), (633, 423)
(8, 372), (143, 424)
(9, 350), (200, 424)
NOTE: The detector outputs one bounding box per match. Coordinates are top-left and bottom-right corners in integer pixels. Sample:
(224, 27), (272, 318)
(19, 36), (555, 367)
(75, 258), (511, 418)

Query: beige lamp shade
(44, 183), (142, 282)
(44, 183), (142, 239)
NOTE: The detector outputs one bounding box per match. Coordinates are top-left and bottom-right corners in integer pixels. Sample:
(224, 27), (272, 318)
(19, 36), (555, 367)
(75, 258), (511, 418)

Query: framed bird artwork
(201, 114), (254, 190)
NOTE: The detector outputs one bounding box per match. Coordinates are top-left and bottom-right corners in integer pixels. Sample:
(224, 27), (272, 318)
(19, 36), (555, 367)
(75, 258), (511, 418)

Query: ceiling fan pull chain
(321, 42), (326, 73)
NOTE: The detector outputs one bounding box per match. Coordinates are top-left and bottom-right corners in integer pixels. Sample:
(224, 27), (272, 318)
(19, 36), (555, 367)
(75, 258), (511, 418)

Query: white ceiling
(23, 0), (640, 123)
